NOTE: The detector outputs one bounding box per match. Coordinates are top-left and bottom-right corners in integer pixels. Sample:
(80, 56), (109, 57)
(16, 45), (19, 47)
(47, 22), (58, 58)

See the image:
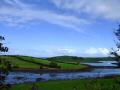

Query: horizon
(0, 0), (120, 57)
(0, 54), (114, 58)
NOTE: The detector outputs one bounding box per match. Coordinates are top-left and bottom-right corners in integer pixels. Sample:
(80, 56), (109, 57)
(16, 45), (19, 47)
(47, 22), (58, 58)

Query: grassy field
(0, 56), (40, 69)
(0, 55), (88, 70)
(47, 56), (115, 63)
(58, 62), (86, 69)
(10, 76), (120, 90)
(0, 55), (115, 70)
(0, 55), (117, 90)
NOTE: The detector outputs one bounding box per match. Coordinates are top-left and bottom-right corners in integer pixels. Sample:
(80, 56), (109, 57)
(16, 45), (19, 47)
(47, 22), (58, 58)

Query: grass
(0, 55), (88, 70)
(17, 56), (50, 65)
(10, 76), (120, 90)
(0, 55), (114, 70)
(58, 62), (86, 69)
(0, 55), (118, 90)
(0, 56), (40, 69)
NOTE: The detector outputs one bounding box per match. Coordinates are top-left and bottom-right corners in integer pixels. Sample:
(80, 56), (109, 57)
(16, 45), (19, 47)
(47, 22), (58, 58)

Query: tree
(110, 25), (120, 66)
(0, 36), (11, 89)
(49, 61), (60, 68)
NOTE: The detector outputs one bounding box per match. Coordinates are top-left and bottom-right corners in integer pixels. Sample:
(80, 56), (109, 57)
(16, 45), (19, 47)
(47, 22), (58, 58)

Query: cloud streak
(52, 0), (120, 20)
(0, 0), (90, 32)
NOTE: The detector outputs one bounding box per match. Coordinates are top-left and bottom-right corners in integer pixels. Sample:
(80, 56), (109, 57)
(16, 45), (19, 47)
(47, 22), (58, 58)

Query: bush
(13, 65), (19, 69)
(49, 61), (60, 68)
(40, 65), (43, 69)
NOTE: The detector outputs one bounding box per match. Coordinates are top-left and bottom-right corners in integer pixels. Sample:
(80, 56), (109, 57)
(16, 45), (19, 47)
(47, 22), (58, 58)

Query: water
(81, 61), (117, 67)
(2, 61), (120, 84)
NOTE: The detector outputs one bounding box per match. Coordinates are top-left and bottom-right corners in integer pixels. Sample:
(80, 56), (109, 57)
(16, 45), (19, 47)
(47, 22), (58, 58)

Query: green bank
(10, 76), (120, 90)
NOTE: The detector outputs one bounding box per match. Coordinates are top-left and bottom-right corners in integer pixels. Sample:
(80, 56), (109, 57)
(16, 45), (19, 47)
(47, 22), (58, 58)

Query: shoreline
(10, 65), (119, 73)
(10, 74), (120, 86)
(11, 65), (93, 73)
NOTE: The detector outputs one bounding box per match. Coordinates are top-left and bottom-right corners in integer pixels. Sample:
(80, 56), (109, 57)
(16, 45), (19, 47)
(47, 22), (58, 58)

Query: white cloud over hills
(85, 47), (110, 56)
(6, 47), (110, 57)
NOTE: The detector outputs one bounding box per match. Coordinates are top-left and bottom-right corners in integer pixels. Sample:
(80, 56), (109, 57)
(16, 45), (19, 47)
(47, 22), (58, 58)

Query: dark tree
(49, 61), (60, 68)
(0, 36), (11, 89)
(111, 25), (120, 66)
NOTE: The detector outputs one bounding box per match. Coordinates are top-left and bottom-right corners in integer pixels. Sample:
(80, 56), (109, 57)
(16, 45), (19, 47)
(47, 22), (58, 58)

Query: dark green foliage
(111, 25), (120, 67)
(13, 65), (19, 69)
(40, 65), (43, 69)
(47, 56), (114, 64)
(47, 56), (84, 64)
(0, 36), (10, 90)
(30, 84), (39, 90)
(49, 61), (60, 68)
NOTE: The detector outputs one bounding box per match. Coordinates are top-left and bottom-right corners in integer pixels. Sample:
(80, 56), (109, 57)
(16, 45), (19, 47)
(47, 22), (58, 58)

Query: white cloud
(6, 48), (78, 57)
(85, 47), (109, 56)
(52, 0), (120, 20)
(55, 48), (76, 55)
(5, 47), (110, 57)
(0, 0), (90, 32)
(85, 47), (98, 54)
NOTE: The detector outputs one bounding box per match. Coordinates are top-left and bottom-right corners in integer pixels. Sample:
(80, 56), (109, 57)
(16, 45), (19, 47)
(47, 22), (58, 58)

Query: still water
(3, 61), (120, 84)
(81, 61), (117, 67)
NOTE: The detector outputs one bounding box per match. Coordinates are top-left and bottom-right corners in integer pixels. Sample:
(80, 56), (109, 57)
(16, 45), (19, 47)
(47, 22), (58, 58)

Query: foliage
(10, 76), (120, 90)
(47, 56), (84, 64)
(0, 55), (87, 70)
(0, 36), (11, 90)
(49, 61), (60, 68)
(111, 25), (120, 66)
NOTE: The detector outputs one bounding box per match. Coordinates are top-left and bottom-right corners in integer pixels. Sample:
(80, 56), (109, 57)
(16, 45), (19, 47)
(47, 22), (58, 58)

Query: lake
(2, 61), (120, 84)
(81, 61), (117, 67)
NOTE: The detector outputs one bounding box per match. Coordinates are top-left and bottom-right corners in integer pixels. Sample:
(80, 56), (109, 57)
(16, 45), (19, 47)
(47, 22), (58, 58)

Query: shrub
(40, 65), (43, 69)
(49, 61), (60, 68)
(13, 65), (19, 69)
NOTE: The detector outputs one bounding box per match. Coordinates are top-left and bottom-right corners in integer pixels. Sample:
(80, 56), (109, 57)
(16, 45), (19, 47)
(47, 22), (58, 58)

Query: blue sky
(0, 0), (120, 57)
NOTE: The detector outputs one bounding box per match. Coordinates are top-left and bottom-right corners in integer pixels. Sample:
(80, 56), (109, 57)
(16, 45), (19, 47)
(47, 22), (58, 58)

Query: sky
(0, 0), (120, 57)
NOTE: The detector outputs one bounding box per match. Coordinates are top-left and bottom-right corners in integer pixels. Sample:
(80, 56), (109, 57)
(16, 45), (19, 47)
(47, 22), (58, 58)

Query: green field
(10, 76), (120, 90)
(47, 56), (115, 63)
(0, 55), (115, 70)
(0, 55), (88, 70)
(0, 55), (118, 90)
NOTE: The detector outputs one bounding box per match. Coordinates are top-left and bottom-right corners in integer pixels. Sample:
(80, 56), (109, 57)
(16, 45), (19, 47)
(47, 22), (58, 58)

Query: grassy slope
(47, 56), (115, 63)
(0, 56), (40, 69)
(10, 76), (120, 90)
(58, 63), (86, 69)
(0, 55), (114, 70)
(17, 56), (87, 69)
(0, 55), (87, 70)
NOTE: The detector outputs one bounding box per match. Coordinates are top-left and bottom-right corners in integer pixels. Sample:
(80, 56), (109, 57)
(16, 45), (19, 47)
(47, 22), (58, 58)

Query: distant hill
(47, 56), (84, 64)
(47, 56), (115, 63)
(0, 55), (87, 70)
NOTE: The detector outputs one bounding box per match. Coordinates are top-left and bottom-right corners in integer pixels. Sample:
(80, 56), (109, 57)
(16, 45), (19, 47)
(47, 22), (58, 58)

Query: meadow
(10, 76), (120, 90)
(0, 55), (118, 90)
(0, 55), (90, 70)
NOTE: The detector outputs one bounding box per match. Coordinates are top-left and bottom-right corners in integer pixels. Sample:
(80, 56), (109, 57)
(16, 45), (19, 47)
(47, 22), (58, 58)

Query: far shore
(12, 66), (92, 73)
(10, 66), (120, 73)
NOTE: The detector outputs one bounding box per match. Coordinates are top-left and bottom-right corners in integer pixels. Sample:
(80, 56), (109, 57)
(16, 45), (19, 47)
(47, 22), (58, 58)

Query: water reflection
(3, 61), (120, 84)
(81, 61), (117, 67)
(5, 68), (120, 84)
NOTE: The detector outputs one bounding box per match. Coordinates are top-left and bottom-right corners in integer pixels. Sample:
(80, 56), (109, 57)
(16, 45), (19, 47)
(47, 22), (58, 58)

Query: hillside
(0, 55), (87, 70)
